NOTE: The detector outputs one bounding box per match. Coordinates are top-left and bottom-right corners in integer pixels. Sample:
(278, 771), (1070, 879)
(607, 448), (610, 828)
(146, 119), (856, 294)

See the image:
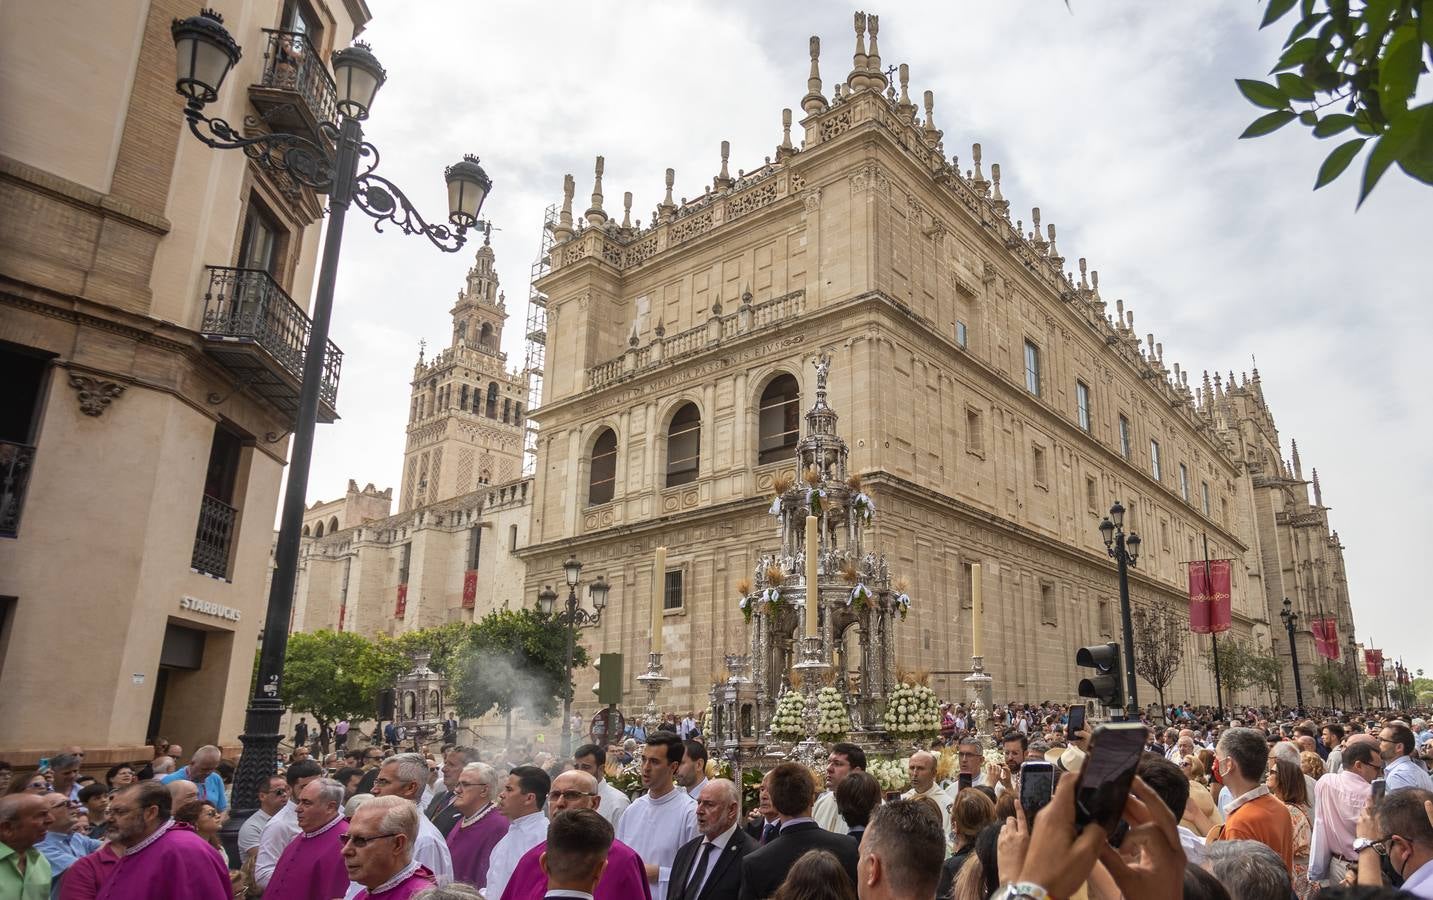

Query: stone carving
(819, 109), (854, 142)
(850, 163), (890, 196)
(726, 180), (780, 221)
(670, 209), (715, 245)
(802, 188), (822, 212)
(68, 374), (125, 417)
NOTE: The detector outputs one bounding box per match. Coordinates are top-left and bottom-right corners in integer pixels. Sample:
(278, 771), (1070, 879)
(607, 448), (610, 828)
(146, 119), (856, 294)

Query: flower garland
(867, 758), (911, 793)
(816, 686), (852, 742)
(882, 681), (940, 742)
(892, 591), (911, 619)
(807, 486), (826, 517)
(851, 491), (875, 525)
(847, 581), (871, 613)
(770, 689), (807, 740)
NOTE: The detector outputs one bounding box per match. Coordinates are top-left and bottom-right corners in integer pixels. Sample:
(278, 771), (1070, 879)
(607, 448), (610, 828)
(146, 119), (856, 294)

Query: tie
(761, 822), (777, 845)
(686, 841), (716, 899)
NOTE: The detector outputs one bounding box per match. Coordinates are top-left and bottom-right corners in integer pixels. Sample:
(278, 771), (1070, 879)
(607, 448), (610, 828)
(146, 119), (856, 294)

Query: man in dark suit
(425, 746), (479, 836)
(742, 774), (780, 845)
(738, 763), (858, 900)
(669, 779), (755, 900)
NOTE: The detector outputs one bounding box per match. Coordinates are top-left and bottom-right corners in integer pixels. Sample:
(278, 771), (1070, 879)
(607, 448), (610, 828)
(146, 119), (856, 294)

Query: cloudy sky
(301, 2), (1428, 673)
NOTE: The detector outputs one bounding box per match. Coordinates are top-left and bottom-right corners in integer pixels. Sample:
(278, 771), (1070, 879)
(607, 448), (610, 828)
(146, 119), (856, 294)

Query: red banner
(1366, 648), (1383, 677)
(1317, 618), (1341, 660)
(462, 570), (478, 609)
(1312, 618), (1329, 659)
(1188, 562), (1211, 633)
(1208, 560), (1232, 633)
(395, 583), (408, 618)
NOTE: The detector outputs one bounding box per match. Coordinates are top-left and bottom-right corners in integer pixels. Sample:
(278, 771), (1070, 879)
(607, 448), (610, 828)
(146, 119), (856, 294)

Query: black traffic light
(1077, 641), (1125, 711)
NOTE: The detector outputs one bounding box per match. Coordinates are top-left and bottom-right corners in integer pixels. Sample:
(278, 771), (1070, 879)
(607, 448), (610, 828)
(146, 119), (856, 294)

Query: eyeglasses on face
(343, 832), (401, 849)
(547, 790), (596, 802)
(454, 781), (486, 791)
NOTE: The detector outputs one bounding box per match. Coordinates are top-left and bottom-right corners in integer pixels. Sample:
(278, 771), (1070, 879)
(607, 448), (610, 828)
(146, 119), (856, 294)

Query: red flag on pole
(1208, 560), (1232, 634)
(1324, 618), (1341, 660)
(1366, 649), (1383, 677)
(1311, 618), (1327, 657)
(462, 569), (478, 609)
(1188, 562), (1211, 633)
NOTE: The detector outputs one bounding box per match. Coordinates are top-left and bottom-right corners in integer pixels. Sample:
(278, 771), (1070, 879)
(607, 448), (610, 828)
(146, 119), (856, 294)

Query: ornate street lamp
(1099, 500), (1141, 720)
(1280, 598), (1305, 713)
(171, 8), (493, 859)
(537, 557), (608, 757)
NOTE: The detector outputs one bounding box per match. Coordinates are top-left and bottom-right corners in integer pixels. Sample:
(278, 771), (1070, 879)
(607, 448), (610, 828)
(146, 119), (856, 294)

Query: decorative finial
(622, 191), (633, 229)
(896, 63), (914, 120)
(803, 36), (828, 114)
(553, 174), (575, 240)
(584, 155), (607, 226)
(814, 352), (832, 396)
(1312, 468), (1323, 506)
(482, 221), (492, 246)
(866, 14), (885, 90)
(971, 143), (986, 185)
(654, 316), (666, 338)
(849, 12), (868, 91)
(922, 90), (941, 147)
(1030, 207), (1044, 247)
(778, 109), (795, 159)
(1046, 223), (1062, 267)
(417, 338), (426, 362)
(1291, 439), (1302, 479)
(990, 162), (1008, 215)
(715, 140), (734, 191)
(658, 167), (676, 222)
(628, 322), (640, 348)
(1078, 258), (1089, 290)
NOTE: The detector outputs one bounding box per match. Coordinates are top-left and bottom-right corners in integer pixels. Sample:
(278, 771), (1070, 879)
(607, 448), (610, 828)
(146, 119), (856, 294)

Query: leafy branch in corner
(1237, 0), (1432, 205)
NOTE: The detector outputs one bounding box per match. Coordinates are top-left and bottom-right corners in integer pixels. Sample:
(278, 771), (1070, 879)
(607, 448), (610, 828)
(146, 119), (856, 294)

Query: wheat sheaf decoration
(846, 473), (863, 492)
(764, 566), (787, 586)
(772, 470), (796, 495)
(803, 465), (823, 487)
(839, 559), (860, 584)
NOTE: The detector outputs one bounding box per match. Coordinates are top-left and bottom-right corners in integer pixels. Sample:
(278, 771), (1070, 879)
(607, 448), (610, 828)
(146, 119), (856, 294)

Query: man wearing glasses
(1381, 723), (1433, 795)
(1310, 738), (1383, 887)
(343, 795), (434, 900)
(496, 769), (650, 900)
(444, 762), (507, 891)
(265, 778), (348, 900)
(36, 791), (100, 895)
(237, 776), (289, 861)
(1353, 787), (1433, 897)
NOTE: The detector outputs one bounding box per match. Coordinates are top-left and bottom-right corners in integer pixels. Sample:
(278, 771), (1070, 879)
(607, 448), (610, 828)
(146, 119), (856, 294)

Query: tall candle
(653, 546), (666, 654)
(971, 562), (983, 659)
(805, 516), (818, 638)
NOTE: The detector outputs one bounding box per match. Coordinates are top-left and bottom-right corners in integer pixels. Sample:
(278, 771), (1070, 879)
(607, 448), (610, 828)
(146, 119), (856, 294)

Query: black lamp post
(1349, 635), (1363, 710)
(171, 9), (492, 859)
(1098, 501), (1142, 720)
(1280, 598), (1305, 713)
(537, 556), (609, 759)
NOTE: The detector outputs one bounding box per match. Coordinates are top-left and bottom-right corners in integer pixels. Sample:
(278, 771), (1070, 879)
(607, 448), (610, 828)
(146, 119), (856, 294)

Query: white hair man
(344, 795), (436, 899)
(444, 762), (507, 890)
(160, 745), (227, 811)
(266, 777), (350, 900)
(362, 753), (454, 891)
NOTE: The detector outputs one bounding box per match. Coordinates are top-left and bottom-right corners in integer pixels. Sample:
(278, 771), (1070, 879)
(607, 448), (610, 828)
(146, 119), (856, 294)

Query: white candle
(971, 562), (983, 659)
(653, 546), (666, 654)
(805, 516), (818, 638)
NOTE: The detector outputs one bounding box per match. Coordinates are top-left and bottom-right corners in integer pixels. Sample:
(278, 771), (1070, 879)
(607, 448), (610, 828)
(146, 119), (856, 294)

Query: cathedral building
(515, 12), (1356, 714)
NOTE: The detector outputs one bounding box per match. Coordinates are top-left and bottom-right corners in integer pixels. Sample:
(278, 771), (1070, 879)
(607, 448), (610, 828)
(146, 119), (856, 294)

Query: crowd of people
(2, 704), (1432, 899)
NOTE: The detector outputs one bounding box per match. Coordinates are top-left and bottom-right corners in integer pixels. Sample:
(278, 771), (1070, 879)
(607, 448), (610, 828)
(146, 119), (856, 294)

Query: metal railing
(191, 494), (238, 578)
(200, 266), (342, 411)
(1, 440), (36, 538)
(258, 29), (337, 126)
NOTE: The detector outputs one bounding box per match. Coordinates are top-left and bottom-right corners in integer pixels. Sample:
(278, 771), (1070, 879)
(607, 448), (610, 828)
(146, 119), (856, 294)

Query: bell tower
(401, 227), (526, 511)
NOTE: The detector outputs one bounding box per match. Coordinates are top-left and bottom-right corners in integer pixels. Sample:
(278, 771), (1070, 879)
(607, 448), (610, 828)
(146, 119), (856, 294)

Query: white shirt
(1178, 825), (1206, 865)
(614, 786), (697, 898)
(686, 778), (709, 800)
(484, 810), (548, 900)
(254, 802), (301, 889)
(684, 820), (739, 900)
(596, 780), (630, 830)
(237, 808), (272, 857)
(812, 791), (849, 833)
(902, 783), (952, 836)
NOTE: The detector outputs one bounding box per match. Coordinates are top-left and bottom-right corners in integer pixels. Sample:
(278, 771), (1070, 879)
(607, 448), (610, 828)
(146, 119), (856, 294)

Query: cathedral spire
(585, 156), (607, 227)
(1291, 439), (1303, 480)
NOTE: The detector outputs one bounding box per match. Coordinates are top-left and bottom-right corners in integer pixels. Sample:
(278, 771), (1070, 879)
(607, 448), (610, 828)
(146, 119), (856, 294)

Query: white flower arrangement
(847, 582), (871, 610)
(882, 682), (941, 741)
(982, 747), (1006, 769)
(771, 689), (807, 740)
(816, 687), (852, 742)
(892, 591), (912, 620)
(807, 486), (826, 516)
(868, 758), (911, 792)
(768, 496), (783, 517)
(851, 491), (875, 525)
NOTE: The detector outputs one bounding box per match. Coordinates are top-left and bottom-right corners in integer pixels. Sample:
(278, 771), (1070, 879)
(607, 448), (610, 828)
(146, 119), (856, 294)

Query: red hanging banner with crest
(1366, 648), (1383, 677)
(1187, 560), (1232, 634)
(395, 583), (408, 619)
(462, 570), (478, 609)
(1317, 618), (1342, 659)
(1187, 562), (1210, 633)
(1209, 560), (1232, 633)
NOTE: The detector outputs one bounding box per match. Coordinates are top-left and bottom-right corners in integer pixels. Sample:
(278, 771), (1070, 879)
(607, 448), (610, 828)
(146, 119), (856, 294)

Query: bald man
(166, 779), (198, 810)
(901, 751), (951, 836)
(160, 746), (227, 811)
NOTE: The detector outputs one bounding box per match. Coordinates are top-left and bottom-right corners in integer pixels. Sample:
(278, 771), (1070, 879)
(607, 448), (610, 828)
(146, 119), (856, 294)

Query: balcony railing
(191, 494), (238, 579)
(199, 266), (341, 422)
(251, 30), (337, 134)
(1, 440), (36, 538)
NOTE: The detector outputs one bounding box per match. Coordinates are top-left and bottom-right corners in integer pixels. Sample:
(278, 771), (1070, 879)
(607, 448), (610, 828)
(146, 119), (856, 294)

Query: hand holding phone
(1371, 777), (1386, 802)
(1019, 761), (1057, 822)
(1074, 722), (1146, 833)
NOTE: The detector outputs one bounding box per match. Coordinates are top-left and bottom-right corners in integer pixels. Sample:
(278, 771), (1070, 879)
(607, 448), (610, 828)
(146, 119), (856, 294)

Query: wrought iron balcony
(249, 29), (337, 138)
(1, 440), (36, 539)
(191, 493), (238, 579)
(199, 266), (341, 423)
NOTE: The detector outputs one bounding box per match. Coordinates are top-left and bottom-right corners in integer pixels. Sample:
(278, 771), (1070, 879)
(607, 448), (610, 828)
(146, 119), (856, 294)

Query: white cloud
(300, 1), (1428, 672)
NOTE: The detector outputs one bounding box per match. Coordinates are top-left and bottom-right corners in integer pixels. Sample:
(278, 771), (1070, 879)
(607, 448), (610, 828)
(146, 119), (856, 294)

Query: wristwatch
(994, 883), (1052, 900)
(1353, 837), (1379, 853)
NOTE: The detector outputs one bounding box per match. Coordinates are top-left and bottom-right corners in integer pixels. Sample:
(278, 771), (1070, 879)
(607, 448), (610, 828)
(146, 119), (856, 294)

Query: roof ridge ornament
(553, 174), (575, 241)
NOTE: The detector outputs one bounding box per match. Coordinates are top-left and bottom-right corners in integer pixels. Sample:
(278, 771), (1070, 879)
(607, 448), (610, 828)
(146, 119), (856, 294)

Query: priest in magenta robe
(264, 778), (350, 900)
(94, 782), (231, 900)
(443, 762), (508, 889)
(345, 796), (436, 900)
(498, 769), (652, 900)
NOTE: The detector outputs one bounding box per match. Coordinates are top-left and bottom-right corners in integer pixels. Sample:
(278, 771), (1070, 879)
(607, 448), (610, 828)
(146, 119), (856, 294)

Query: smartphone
(1074, 722), (1146, 833)
(1020, 761), (1057, 821)
(1371, 777), (1386, 802)
(958, 772), (973, 792)
(1068, 705), (1086, 735)
(884, 790), (902, 803)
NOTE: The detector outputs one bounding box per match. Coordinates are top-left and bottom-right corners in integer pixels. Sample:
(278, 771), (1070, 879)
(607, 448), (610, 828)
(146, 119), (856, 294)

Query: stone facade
(517, 12), (1356, 716)
(0, 0), (372, 761)
(303, 480), (394, 538)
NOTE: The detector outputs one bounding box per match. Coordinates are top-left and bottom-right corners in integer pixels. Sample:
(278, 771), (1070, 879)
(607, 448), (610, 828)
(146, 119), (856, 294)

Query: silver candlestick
(964, 654), (995, 751)
(788, 635), (829, 767)
(636, 651), (670, 735)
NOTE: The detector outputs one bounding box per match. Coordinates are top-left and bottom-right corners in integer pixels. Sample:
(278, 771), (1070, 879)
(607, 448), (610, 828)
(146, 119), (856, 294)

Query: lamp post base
(217, 698), (284, 867)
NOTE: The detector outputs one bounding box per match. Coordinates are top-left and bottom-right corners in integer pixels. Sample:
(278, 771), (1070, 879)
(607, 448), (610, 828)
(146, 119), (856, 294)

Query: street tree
(1133, 603), (1187, 711)
(283, 630), (397, 735)
(446, 608), (588, 723)
(1236, 0), (1433, 204)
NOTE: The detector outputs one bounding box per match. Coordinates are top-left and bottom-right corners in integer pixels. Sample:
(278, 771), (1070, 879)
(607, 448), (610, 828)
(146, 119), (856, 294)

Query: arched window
(479, 322), (495, 351)
(485, 383), (498, 418)
(302, 524), (311, 536)
(513, 403), (523, 423)
(328, 516), (339, 534)
(314, 521), (325, 538)
(459, 384), (469, 410)
(588, 429), (618, 506)
(502, 398), (511, 423)
(757, 373), (801, 465)
(665, 402), (701, 487)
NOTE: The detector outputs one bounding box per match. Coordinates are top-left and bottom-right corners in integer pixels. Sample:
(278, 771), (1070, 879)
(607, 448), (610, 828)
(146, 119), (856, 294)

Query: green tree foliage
(282, 630), (401, 729)
(445, 608), (588, 723)
(391, 622), (474, 679)
(1238, 0), (1433, 204)
(1313, 663), (1358, 705)
(1133, 603), (1188, 710)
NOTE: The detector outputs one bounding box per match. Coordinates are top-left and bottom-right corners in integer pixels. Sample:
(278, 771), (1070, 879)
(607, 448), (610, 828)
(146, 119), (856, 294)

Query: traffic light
(1077, 641), (1124, 711)
(595, 652), (623, 705)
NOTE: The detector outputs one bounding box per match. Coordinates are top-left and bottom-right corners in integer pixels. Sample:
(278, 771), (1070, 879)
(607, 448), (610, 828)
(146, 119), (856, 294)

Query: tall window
(665, 403), (701, 487)
(955, 321), (968, 348)
(757, 374), (800, 465)
(485, 383), (498, 418)
(502, 398), (511, 423)
(459, 384), (469, 410)
(1201, 481), (1212, 517)
(1076, 381), (1091, 432)
(1150, 439), (1162, 481)
(587, 428), (617, 506)
(664, 570), (684, 611)
(1086, 476), (1099, 512)
(237, 201), (282, 277)
(1040, 583), (1057, 625)
(467, 526), (482, 570)
(1032, 445), (1048, 487)
(0, 343), (51, 539)
(191, 423), (246, 578)
(1118, 415), (1131, 459)
(1023, 341), (1041, 397)
(1179, 463), (1190, 502)
(965, 408), (984, 455)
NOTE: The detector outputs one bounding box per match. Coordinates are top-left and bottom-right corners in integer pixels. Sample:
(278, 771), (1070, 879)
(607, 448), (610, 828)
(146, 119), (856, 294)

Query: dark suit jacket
(425, 789), (462, 837)
(737, 821), (858, 900)
(669, 827), (756, 900)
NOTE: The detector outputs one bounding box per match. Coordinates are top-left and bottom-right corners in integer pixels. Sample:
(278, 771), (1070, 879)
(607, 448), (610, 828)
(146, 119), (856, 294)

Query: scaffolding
(521, 203), (558, 476)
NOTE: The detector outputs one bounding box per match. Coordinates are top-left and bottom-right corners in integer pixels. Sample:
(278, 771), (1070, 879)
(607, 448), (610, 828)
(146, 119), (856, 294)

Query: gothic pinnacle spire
(896, 63), (915, 120)
(553, 174), (575, 241)
(778, 109), (796, 160)
(990, 162), (1008, 215)
(802, 36), (828, 114)
(922, 90), (942, 148)
(658, 167), (676, 222)
(1046, 223), (1062, 269)
(715, 140), (734, 191)
(1312, 468), (1323, 506)
(1291, 439), (1303, 479)
(584, 156), (607, 227)
(849, 12), (869, 90)
(971, 143), (990, 195)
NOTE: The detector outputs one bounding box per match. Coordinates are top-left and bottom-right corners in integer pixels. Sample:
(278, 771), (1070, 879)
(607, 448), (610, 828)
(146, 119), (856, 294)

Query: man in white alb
(483, 765), (550, 899)
(615, 732), (697, 898)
